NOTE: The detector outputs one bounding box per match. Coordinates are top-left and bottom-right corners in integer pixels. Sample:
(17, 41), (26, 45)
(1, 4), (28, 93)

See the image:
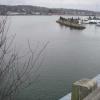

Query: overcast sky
(0, 0), (100, 11)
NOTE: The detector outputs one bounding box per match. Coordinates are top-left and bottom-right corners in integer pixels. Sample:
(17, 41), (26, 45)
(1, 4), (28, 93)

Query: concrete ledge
(59, 74), (100, 100)
(83, 87), (100, 100)
(71, 79), (97, 100)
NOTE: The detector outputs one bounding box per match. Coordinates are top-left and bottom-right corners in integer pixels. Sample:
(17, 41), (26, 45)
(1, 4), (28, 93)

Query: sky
(0, 0), (100, 11)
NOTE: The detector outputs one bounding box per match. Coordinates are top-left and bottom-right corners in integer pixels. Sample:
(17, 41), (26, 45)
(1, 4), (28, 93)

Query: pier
(56, 17), (86, 30)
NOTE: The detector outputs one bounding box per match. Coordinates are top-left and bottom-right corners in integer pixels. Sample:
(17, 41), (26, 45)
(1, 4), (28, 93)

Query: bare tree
(0, 16), (49, 100)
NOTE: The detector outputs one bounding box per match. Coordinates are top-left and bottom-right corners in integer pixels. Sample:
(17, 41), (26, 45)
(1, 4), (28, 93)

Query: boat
(82, 16), (100, 24)
(81, 18), (90, 24)
(89, 20), (97, 24)
(96, 22), (100, 26)
(56, 17), (86, 30)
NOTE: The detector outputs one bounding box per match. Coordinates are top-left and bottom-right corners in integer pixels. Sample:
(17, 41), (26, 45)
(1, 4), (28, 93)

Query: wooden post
(71, 79), (97, 100)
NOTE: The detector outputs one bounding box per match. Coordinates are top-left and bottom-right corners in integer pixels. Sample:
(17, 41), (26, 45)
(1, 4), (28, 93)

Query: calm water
(7, 16), (100, 100)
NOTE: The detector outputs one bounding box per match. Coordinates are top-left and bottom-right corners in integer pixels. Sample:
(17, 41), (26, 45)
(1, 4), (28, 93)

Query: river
(7, 16), (100, 100)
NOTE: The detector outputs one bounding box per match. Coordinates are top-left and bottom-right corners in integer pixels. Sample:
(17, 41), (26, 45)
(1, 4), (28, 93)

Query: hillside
(0, 5), (100, 16)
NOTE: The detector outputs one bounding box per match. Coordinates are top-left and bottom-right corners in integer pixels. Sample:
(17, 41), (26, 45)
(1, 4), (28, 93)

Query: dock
(59, 74), (100, 100)
(56, 17), (86, 30)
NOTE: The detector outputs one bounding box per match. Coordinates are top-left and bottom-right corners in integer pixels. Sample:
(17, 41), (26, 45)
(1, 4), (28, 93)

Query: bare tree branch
(0, 16), (49, 100)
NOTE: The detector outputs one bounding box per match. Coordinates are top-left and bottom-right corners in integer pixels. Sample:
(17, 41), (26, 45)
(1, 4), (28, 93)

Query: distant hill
(0, 5), (100, 16)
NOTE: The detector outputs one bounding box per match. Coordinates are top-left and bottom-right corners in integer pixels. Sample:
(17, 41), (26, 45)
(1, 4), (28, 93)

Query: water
(7, 16), (100, 100)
